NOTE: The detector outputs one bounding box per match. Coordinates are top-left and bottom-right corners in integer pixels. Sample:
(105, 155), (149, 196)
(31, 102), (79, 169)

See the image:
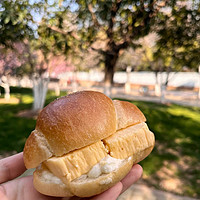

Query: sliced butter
(44, 140), (107, 183)
(103, 122), (154, 159)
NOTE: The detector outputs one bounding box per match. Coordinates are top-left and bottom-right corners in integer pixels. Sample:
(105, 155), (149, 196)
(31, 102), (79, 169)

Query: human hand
(0, 152), (143, 200)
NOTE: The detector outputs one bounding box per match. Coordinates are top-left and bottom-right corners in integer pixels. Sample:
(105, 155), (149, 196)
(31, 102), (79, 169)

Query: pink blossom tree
(0, 43), (25, 100)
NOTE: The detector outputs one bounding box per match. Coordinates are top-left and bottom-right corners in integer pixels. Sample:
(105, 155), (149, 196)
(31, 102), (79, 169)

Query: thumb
(90, 182), (123, 200)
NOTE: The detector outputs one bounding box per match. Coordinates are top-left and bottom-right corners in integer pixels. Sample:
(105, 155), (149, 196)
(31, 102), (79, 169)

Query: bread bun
(113, 100), (146, 130)
(23, 90), (155, 198)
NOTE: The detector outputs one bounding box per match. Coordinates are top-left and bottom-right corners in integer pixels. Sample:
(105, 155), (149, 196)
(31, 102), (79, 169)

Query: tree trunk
(104, 52), (119, 97)
(198, 65), (200, 100)
(1, 76), (10, 100)
(55, 83), (60, 96)
(125, 66), (132, 94)
(160, 72), (166, 103)
(164, 66), (172, 87)
(161, 84), (166, 104)
(72, 71), (78, 92)
(155, 71), (161, 97)
(4, 83), (10, 100)
(32, 75), (49, 111)
(161, 67), (172, 103)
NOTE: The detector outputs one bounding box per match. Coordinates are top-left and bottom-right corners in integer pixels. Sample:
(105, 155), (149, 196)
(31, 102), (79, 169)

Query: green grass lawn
(0, 87), (200, 198)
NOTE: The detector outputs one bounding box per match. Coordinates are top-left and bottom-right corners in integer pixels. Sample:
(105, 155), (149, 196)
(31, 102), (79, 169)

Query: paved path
(111, 93), (200, 107)
(65, 85), (200, 107)
(118, 184), (199, 200)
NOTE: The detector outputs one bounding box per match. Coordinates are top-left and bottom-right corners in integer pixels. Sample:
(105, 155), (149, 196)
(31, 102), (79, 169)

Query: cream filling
(86, 155), (131, 179)
(41, 168), (66, 185)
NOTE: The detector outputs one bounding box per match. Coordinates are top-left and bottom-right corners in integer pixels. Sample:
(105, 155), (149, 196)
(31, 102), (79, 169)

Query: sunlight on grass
(20, 95), (33, 104)
(167, 106), (200, 124)
(8, 94), (33, 104)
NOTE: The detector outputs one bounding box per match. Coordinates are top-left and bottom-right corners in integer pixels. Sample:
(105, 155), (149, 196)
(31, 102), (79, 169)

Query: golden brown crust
(23, 130), (52, 169)
(132, 144), (154, 164)
(36, 91), (117, 156)
(113, 100), (146, 130)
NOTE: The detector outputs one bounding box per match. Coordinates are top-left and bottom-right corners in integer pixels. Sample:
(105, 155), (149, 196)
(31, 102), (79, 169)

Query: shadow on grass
(0, 86), (32, 95)
(0, 103), (35, 153)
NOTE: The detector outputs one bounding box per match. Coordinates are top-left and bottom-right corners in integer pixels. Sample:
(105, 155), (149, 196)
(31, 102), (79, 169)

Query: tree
(29, 4), (71, 111)
(21, 28), (70, 111)
(57, 0), (167, 92)
(0, 44), (24, 99)
(0, 0), (36, 99)
(154, 0), (200, 101)
(0, 0), (71, 110)
(0, 0), (35, 47)
(116, 47), (143, 71)
(155, 0), (200, 71)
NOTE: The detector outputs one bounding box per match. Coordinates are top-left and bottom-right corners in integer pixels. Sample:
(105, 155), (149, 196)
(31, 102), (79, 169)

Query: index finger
(0, 152), (27, 184)
(121, 164), (143, 193)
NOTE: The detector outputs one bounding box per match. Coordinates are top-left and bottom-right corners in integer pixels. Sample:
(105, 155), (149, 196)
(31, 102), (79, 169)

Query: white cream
(41, 168), (65, 185)
(99, 177), (113, 185)
(87, 155), (123, 178)
(87, 162), (102, 178)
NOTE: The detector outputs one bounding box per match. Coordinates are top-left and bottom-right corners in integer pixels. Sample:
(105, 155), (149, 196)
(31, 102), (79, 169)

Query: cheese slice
(44, 141), (108, 183)
(103, 122), (154, 159)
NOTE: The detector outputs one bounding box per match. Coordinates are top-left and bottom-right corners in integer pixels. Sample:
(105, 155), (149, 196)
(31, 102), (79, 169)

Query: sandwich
(23, 90), (155, 197)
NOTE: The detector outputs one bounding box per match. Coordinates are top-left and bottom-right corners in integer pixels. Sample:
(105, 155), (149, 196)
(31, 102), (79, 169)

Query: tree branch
(116, 41), (129, 51)
(47, 25), (79, 40)
(87, 3), (100, 27)
(106, 0), (122, 39)
(90, 47), (106, 55)
(116, 0), (161, 52)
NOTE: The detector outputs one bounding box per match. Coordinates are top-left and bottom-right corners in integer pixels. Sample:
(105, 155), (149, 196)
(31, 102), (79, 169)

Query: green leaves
(4, 16), (10, 24)
(0, 0), (37, 47)
(155, 0), (200, 72)
(1, 0), (199, 80)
